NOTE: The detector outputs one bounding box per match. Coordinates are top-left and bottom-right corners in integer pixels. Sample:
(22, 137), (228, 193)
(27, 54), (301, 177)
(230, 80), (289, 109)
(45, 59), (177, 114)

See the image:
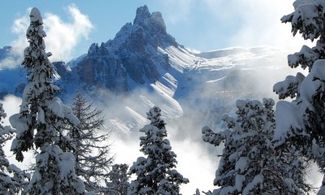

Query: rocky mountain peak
(72, 5), (178, 92)
(133, 5), (166, 34)
(134, 5), (151, 24)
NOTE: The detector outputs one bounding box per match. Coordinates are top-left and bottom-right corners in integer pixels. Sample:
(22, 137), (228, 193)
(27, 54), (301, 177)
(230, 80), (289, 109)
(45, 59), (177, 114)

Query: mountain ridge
(0, 5), (289, 133)
(69, 5), (181, 92)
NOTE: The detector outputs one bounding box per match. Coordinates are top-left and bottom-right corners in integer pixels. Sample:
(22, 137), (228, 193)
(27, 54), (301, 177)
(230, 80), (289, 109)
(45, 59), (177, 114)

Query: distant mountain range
(0, 5), (290, 132)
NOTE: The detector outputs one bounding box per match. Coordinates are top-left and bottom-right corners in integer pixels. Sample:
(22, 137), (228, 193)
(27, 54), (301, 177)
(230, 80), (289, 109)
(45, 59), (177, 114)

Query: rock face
(74, 5), (176, 92)
(53, 61), (70, 79)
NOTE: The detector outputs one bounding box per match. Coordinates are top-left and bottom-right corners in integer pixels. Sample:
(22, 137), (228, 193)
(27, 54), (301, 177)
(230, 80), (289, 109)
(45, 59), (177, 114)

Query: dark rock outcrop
(72, 5), (177, 92)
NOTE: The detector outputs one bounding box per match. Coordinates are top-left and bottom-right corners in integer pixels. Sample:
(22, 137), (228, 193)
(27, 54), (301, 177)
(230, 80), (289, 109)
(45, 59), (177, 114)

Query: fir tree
(128, 106), (189, 195)
(64, 92), (113, 193)
(273, 1), (325, 193)
(202, 99), (310, 195)
(0, 103), (29, 194)
(105, 164), (130, 195)
(9, 8), (85, 194)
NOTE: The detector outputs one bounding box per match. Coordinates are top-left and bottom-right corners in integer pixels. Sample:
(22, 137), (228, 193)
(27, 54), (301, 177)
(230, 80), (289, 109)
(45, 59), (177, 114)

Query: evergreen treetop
(9, 7), (85, 194)
(203, 99), (309, 195)
(128, 106), (188, 195)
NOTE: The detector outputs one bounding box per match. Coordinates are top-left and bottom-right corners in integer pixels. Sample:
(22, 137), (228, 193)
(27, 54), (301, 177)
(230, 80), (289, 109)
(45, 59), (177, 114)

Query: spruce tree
(64, 92), (113, 193)
(9, 8), (85, 194)
(273, 1), (325, 193)
(202, 99), (310, 195)
(105, 164), (130, 195)
(0, 103), (29, 194)
(128, 106), (189, 195)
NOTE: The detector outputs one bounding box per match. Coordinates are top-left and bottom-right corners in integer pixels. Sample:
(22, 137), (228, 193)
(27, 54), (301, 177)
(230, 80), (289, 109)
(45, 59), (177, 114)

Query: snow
(273, 75), (297, 95)
(235, 157), (248, 173)
(48, 98), (66, 118)
(150, 82), (183, 118)
(48, 97), (80, 126)
(29, 145), (85, 194)
(284, 0), (325, 40)
(297, 59), (325, 112)
(0, 4), (313, 193)
(293, 0), (309, 8)
(125, 106), (147, 125)
(311, 59), (325, 81)
(1, 44), (289, 137)
(287, 53), (300, 67)
(129, 106), (188, 194)
(235, 174), (245, 191)
(242, 174), (263, 195)
(217, 186), (236, 195)
(312, 139), (325, 159)
(299, 71), (320, 108)
(162, 46), (198, 70)
(37, 107), (45, 124)
(154, 80), (175, 98)
(62, 105), (79, 126)
(9, 114), (28, 134)
(274, 101), (304, 144)
(59, 151), (75, 177)
(288, 45), (317, 68)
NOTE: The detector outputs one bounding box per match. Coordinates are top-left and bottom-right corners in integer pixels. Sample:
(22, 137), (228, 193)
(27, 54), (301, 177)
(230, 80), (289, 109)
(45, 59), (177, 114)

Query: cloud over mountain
(0, 4), (93, 69)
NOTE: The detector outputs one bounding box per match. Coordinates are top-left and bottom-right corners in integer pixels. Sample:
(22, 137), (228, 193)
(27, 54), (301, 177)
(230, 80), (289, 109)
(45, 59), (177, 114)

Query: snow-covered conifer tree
(128, 106), (189, 195)
(0, 103), (29, 194)
(9, 8), (85, 194)
(105, 164), (130, 195)
(273, 1), (325, 193)
(281, 0), (325, 71)
(202, 99), (309, 195)
(64, 92), (113, 193)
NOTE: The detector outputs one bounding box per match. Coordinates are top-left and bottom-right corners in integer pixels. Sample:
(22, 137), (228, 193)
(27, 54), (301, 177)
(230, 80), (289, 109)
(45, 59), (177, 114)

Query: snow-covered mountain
(0, 5), (291, 133)
(65, 5), (178, 92)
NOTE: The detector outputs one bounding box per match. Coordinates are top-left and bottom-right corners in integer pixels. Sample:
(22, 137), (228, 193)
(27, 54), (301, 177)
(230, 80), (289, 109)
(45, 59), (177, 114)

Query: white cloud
(0, 57), (20, 70)
(156, 0), (312, 53)
(0, 4), (93, 69)
(11, 13), (29, 53)
(44, 4), (93, 61)
(223, 0), (312, 52)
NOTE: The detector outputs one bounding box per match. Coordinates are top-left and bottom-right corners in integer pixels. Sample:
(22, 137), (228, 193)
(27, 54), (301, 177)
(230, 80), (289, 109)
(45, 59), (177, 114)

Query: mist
(92, 46), (322, 194)
(97, 88), (219, 193)
(1, 44), (323, 194)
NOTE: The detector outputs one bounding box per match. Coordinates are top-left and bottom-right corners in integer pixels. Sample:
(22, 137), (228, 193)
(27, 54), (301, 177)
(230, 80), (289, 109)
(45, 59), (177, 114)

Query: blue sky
(0, 0), (302, 61)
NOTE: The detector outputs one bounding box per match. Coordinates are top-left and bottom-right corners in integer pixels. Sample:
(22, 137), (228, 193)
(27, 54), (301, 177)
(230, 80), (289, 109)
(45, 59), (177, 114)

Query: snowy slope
(83, 45), (289, 133)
